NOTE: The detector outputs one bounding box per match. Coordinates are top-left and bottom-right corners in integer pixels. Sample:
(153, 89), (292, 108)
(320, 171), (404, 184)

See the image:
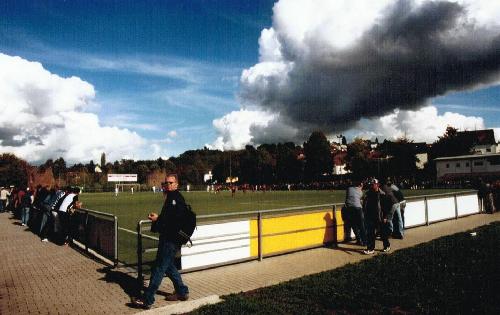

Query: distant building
(435, 153), (500, 180)
(412, 142), (429, 170)
(332, 151), (350, 175)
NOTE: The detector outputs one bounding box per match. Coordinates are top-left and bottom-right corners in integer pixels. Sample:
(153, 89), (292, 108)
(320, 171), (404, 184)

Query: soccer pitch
(78, 189), (468, 266)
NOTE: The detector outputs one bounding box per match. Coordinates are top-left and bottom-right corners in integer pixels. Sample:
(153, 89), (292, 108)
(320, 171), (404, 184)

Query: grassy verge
(192, 222), (500, 314)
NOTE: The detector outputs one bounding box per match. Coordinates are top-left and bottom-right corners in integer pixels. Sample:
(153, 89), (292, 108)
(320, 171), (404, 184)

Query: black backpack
(176, 204), (197, 247)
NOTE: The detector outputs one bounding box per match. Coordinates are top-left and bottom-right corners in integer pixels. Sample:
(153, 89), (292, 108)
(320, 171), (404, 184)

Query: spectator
(484, 183), (496, 213)
(20, 187), (33, 226)
(57, 187), (81, 245)
(132, 173), (189, 309)
(389, 180), (406, 239)
(344, 180), (366, 246)
(39, 187), (58, 242)
(0, 186), (10, 213)
(380, 179), (399, 239)
(363, 179), (391, 254)
(51, 187), (70, 242)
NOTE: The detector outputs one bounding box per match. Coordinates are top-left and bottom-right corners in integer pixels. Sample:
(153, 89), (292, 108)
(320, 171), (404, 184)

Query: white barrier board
(404, 200), (426, 227)
(427, 197), (456, 222)
(457, 194), (479, 216)
(181, 220), (250, 269)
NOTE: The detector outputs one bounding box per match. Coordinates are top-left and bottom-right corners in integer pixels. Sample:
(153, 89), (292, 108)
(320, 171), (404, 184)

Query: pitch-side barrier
(135, 190), (480, 283)
(71, 208), (118, 265)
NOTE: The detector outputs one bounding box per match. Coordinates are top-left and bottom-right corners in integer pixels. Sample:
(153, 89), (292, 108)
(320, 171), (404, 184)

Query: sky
(1, 0), (500, 165)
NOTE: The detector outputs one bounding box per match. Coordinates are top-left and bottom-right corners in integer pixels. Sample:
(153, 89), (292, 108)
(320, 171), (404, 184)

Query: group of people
(342, 178), (406, 254)
(1, 184), (82, 245)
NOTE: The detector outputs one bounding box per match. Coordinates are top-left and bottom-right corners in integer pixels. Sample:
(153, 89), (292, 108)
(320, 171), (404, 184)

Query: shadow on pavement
(97, 267), (142, 298)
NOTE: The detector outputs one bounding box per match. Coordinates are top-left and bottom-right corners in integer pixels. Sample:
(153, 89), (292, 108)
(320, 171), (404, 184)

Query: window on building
(465, 162), (470, 167)
(474, 161), (484, 166)
(456, 163), (460, 167)
(487, 156), (500, 165)
(486, 148), (491, 152)
(446, 163), (449, 168)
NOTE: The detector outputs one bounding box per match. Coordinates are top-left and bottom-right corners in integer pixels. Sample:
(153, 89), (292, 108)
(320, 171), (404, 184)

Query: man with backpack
(133, 174), (190, 309)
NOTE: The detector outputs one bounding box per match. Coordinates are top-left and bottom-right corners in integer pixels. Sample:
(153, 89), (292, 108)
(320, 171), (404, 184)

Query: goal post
(115, 183), (141, 192)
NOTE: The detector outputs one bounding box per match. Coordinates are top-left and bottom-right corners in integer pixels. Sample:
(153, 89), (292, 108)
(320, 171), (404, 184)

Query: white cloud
(343, 105), (486, 143)
(0, 53), (151, 164)
(207, 109), (284, 150)
(167, 130), (178, 138)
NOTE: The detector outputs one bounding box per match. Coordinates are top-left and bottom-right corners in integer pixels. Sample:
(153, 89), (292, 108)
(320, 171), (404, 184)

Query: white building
(472, 143), (499, 155)
(435, 153), (500, 179)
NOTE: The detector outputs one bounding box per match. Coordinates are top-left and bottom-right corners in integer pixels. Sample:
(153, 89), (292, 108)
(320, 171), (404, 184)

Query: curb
(135, 295), (222, 315)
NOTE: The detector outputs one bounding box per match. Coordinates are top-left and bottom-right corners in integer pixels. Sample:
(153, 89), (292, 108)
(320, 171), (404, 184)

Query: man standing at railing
(344, 180), (366, 246)
(363, 179), (391, 254)
(133, 173), (189, 310)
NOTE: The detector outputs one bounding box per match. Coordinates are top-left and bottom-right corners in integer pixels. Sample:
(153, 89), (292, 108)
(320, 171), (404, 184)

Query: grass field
(78, 189), (469, 266)
(192, 222), (500, 314)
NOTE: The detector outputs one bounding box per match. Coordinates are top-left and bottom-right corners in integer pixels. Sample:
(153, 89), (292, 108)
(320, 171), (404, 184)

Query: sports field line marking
(118, 227), (138, 235)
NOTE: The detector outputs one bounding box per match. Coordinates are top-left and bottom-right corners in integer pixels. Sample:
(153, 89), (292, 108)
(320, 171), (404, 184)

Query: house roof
(434, 152), (500, 161)
(456, 129), (496, 146)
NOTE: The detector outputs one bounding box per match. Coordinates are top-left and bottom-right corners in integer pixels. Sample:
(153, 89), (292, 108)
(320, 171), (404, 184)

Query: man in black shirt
(133, 174), (189, 309)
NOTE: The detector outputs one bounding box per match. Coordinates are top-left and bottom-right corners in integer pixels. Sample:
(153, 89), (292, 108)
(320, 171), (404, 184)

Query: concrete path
(1, 211), (499, 315)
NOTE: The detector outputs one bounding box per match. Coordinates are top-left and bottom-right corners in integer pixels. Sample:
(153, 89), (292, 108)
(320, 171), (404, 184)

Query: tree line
(0, 127), (478, 189)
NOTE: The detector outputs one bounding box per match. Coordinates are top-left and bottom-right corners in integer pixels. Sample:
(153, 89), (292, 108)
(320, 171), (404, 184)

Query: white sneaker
(363, 249), (375, 255)
(21, 223), (26, 226)
(383, 246), (391, 253)
(41, 238), (48, 242)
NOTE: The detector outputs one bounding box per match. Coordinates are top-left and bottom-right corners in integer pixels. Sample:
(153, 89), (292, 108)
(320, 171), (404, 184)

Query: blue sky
(0, 0), (276, 160)
(1, 0), (500, 164)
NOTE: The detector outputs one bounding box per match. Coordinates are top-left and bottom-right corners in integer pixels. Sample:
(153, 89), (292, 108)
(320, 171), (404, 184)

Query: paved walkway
(1, 211), (499, 315)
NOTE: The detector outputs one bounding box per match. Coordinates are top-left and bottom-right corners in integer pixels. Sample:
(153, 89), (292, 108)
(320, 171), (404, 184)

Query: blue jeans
(388, 203), (404, 236)
(349, 206), (366, 245)
(21, 207), (30, 225)
(386, 203), (397, 233)
(144, 237), (188, 305)
(39, 211), (51, 238)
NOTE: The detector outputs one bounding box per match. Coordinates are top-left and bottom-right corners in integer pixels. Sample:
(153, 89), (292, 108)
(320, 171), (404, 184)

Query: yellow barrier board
(250, 210), (336, 256)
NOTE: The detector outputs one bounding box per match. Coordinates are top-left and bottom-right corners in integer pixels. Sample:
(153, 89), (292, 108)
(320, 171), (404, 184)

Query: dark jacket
(380, 184), (399, 205)
(364, 189), (384, 223)
(151, 190), (186, 243)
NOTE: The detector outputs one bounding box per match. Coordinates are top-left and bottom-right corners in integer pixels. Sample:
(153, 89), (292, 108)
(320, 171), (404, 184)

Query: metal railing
(72, 208), (118, 266)
(136, 203), (339, 284)
(135, 190), (480, 283)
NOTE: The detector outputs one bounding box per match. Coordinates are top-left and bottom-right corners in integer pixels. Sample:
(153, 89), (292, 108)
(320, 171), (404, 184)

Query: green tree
(346, 138), (371, 178)
(377, 138), (419, 179)
(137, 164), (150, 183)
(431, 126), (471, 158)
(100, 152), (106, 168)
(0, 153), (29, 187)
(303, 131), (332, 181)
(52, 157), (67, 180)
(276, 142), (302, 183)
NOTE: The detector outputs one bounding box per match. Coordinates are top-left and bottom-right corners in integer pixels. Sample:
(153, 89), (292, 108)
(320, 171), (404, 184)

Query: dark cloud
(0, 126), (46, 147)
(240, 0), (500, 135)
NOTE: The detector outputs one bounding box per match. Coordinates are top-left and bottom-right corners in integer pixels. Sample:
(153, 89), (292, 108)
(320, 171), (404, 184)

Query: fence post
(332, 205), (338, 247)
(84, 211), (89, 254)
(424, 197), (429, 226)
(137, 221), (143, 287)
(258, 212), (263, 261)
(114, 216), (118, 267)
(454, 194), (458, 219)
